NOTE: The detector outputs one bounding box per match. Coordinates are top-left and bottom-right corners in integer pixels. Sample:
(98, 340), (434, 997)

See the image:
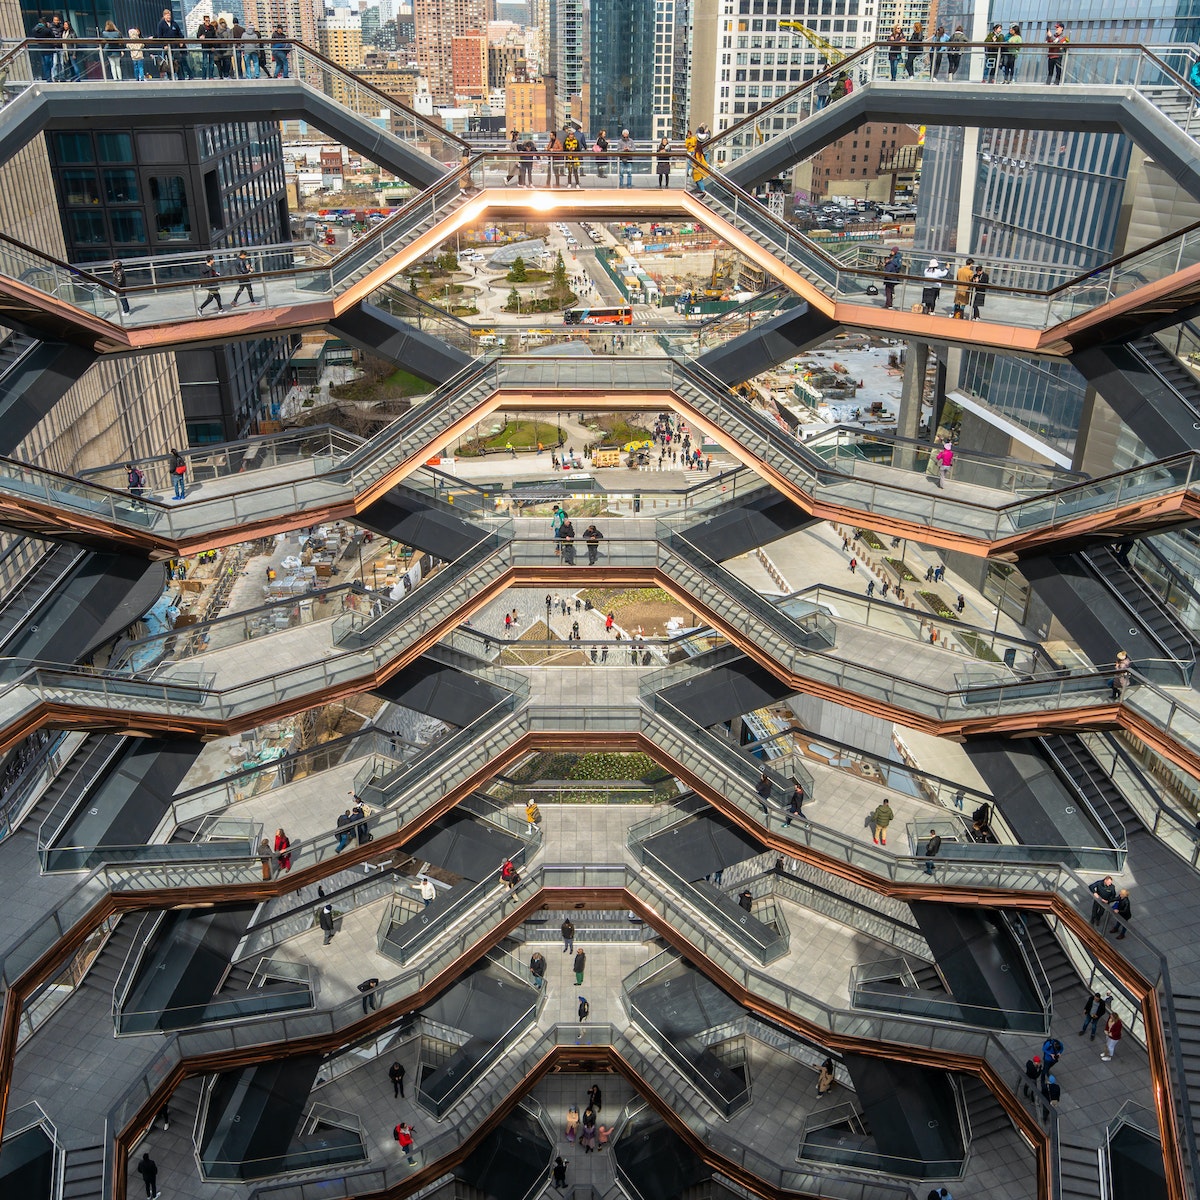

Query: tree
(507, 255), (528, 282)
(408, 274), (418, 297)
(437, 248), (459, 272)
(505, 288), (521, 312)
(548, 250), (574, 308)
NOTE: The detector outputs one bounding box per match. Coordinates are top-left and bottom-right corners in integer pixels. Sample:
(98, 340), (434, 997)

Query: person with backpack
(31, 15), (57, 81)
(231, 250), (256, 306)
(169, 448), (187, 499)
(126, 462), (146, 504)
(112, 260), (132, 315)
(882, 246), (904, 309)
(198, 254), (223, 314)
(946, 26), (968, 80)
(394, 1122), (416, 1164)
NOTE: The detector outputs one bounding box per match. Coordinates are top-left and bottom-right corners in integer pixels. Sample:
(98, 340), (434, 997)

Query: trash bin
(1003, 648), (1017, 669)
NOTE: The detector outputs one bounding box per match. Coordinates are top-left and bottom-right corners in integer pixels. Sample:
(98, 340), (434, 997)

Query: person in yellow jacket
(685, 131), (709, 195)
(953, 257), (975, 318)
(525, 800), (541, 833)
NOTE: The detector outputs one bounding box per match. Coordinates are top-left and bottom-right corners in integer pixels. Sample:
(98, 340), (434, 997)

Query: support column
(895, 339), (929, 470)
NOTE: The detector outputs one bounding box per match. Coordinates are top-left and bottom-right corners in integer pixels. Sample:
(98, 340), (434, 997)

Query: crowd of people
(500, 123), (712, 193)
(883, 21), (1070, 85)
(28, 10), (295, 81)
(880, 249), (991, 320)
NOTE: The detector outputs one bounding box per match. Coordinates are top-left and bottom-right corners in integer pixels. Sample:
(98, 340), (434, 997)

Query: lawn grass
(481, 419), (565, 450)
(330, 368), (428, 402)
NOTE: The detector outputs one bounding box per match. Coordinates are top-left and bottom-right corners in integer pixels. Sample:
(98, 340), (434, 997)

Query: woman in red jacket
(274, 827), (292, 873)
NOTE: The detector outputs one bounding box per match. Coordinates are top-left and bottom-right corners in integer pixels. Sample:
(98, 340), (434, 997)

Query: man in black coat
(1088, 875), (1117, 926)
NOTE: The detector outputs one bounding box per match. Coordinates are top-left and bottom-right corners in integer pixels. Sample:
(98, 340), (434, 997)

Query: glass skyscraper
(918, 0), (1200, 462)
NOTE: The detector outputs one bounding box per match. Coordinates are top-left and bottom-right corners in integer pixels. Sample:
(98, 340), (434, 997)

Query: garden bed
(884, 556), (918, 582)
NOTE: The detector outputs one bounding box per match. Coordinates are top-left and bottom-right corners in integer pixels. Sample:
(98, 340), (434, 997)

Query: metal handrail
(0, 36), (466, 149)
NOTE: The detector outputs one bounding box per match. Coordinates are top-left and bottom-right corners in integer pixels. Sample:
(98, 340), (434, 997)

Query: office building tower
(318, 7), (364, 73)
(919, 2), (1200, 468)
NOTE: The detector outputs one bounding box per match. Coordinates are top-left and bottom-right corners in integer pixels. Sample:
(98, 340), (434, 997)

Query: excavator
(777, 21), (847, 65)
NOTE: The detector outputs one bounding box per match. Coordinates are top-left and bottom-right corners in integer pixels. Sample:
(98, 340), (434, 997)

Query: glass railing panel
(77, 427), (361, 495)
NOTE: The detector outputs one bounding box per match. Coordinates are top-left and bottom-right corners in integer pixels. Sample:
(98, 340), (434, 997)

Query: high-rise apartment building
(590, 0), (689, 142)
(505, 73), (554, 135)
(242, 0), (319, 44)
(318, 7), (364, 72)
(451, 28), (490, 100)
(488, 41), (526, 91)
(413, 0), (487, 104)
(690, 0), (876, 154)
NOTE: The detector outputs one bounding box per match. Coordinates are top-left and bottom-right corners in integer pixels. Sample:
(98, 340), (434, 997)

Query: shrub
(884, 556), (918, 582)
(959, 632), (1002, 662)
(917, 590), (954, 619)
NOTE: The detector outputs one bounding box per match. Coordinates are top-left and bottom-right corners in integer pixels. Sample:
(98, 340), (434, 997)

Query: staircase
(6, 733), (119, 849)
(216, 958), (260, 995)
(908, 959), (948, 995)
(34, 734), (125, 859)
(0, 543), (84, 651)
(0, 330), (37, 379)
(1081, 545), (1200, 668)
(1170, 991), (1200, 1154)
(1039, 734), (1133, 852)
(1139, 87), (1200, 139)
(1018, 914), (1088, 1030)
(959, 1073), (1015, 1143)
(1131, 335), (1200, 418)
(79, 914), (143, 1004)
(1057, 1139), (1102, 1200)
(59, 1142), (105, 1200)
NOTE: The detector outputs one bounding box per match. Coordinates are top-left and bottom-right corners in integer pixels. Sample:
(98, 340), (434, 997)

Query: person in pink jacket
(935, 440), (954, 488)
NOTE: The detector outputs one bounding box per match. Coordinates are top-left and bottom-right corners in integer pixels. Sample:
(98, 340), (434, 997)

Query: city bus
(562, 306), (634, 325)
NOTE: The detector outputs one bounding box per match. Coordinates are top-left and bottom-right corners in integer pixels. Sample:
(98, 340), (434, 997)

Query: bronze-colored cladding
(0, 717), (1188, 1200)
(1, 381), (1196, 562)
(1, 186), (1198, 357)
(0, 564), (1197, 784)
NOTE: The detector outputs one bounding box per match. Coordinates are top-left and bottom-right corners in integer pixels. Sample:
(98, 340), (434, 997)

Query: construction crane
(778, 21), (847, 66)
